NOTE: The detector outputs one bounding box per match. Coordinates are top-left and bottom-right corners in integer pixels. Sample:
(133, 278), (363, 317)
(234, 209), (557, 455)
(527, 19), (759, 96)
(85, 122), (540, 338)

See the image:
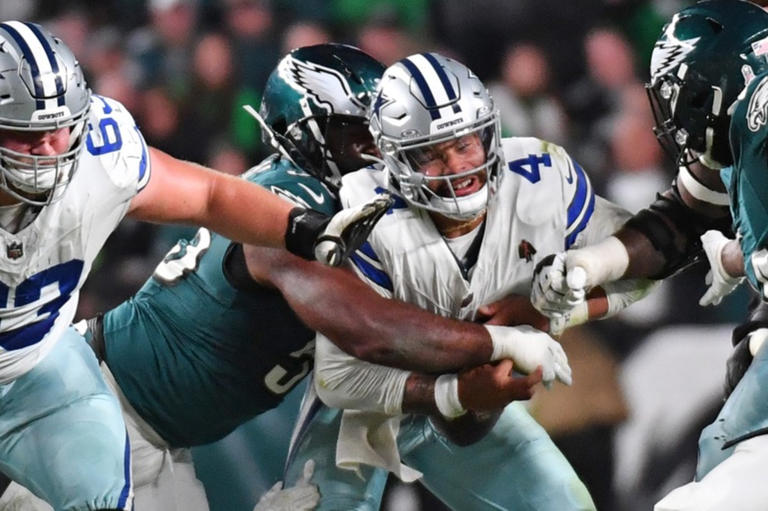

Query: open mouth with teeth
(433, 171), (486, 199)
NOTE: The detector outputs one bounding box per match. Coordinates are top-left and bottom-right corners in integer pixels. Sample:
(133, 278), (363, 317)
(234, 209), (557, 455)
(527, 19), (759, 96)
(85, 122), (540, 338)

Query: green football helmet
(256, 44), (385, 190)
(647, 0), (768, 169)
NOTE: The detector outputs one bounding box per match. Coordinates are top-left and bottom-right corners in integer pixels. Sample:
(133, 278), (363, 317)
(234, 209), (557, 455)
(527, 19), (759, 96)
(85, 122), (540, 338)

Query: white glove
(748, 327), (768, 356)
(531, 253), (587, 318)
(485, 324), (573, 386)
(253, 460), (319, 511)
(699, 230), (744, 306)
(314, 194), (393, 266)
(751, 248), (768, 300)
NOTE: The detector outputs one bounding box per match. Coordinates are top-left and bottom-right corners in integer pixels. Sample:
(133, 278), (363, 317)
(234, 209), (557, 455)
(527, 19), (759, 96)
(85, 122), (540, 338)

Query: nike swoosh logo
(297, 183), (325, 205)
(565, 163), (574, 184)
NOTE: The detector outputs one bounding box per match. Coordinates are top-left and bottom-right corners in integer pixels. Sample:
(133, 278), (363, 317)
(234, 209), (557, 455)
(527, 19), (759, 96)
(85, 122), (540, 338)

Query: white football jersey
(341, 136), (630, 320)
(0, 94), (150, 382)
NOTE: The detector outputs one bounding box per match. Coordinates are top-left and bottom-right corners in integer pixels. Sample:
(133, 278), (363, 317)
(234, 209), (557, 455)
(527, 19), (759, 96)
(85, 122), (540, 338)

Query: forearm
(402, 372), (500, 446)
(313, 335), (410, 414)
(132, 148), (294, 249)
(198, 170), (293, 249)
(247, 246), (493, 372)
(402, 372), (441, 416)
(721, 239), (745, 277)
(617, 168), (732, 279)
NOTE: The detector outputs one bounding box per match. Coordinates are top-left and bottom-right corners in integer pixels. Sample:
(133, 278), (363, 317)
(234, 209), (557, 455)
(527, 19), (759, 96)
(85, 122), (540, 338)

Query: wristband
(434, 374), (466, 419)
(549, 301), (589, 336)
(567, 236), (629, 287)
(486, 324), (509, 361)
(284, 207), (329, 260)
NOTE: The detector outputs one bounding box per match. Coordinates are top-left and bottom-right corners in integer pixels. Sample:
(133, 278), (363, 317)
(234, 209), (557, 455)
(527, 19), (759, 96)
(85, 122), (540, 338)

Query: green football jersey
(103, 156), (338, 447)
(727, 70), (768, 291)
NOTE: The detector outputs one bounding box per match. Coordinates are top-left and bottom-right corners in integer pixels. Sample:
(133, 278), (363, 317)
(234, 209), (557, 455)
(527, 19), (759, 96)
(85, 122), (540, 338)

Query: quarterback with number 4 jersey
(283, 52), (654, 511)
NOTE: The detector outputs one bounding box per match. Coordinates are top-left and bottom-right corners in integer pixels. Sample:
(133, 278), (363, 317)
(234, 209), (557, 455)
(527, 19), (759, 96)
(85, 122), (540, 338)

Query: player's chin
(429, 410), (501, 447)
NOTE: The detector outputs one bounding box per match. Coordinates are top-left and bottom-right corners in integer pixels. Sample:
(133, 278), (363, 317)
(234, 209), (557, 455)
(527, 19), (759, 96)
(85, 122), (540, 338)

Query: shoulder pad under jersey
(84, 95), (150, 193)
(245, 156), (337, 216)
(501, 137), (594, 245)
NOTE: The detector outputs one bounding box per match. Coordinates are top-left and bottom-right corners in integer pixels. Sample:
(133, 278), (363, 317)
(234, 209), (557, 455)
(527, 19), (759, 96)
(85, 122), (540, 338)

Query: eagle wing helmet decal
(650, 15), (701, 82)
(278, 55), (364, 115)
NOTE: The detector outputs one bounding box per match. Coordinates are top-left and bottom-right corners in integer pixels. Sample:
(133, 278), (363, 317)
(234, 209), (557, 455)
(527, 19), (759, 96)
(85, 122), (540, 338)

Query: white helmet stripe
(408, 54), (453, 105)
(1, 21), (60, 110)
(405, 53), (461, 121)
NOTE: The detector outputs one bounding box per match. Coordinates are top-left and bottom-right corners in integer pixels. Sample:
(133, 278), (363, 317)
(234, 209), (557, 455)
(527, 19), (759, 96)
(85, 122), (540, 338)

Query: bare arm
(243, 244), (494, 373)
(128, 147), (294, 249)
(405, 360), (542, 447)
(401, 360), (541, 416)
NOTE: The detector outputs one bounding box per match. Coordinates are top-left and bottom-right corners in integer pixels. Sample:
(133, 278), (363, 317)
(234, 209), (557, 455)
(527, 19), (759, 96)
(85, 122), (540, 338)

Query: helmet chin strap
(429, 184), (489, 220)
(698, 126), (725, 170)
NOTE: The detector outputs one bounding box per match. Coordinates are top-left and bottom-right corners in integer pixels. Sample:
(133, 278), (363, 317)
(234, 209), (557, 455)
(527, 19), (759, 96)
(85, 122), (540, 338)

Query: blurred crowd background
(6, 0), (754, 509)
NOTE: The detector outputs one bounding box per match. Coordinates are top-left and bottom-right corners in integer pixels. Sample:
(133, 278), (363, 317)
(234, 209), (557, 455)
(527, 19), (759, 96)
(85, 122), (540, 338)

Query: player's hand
(699, 230), (744, 306)
(751, 249), (768, 300)
(285, 194), (393, 266)
(252, 460), (319, 511)
(313, 193), (393, 266)
(458, 360), (542, 411)
(485, 324), (572, 386)
(531, 253), (587, 318)
(475, 294), (550, 330)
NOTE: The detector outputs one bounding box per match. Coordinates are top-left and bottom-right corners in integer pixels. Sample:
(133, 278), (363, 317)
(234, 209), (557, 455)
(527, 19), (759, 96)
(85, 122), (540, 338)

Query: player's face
(325, 117), (380, 174)
(0, 127), (71, 158)
(0, 127), (74, 204)
(406, 133), (487, 197)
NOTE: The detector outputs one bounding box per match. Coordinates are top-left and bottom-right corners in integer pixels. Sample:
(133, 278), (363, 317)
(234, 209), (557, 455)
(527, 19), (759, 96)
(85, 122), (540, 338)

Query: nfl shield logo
(7, 241), (23, 260)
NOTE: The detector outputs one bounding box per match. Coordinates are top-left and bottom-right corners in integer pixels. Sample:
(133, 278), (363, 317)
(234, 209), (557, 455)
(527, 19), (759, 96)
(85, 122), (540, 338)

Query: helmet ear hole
(704, 17), (724, 34)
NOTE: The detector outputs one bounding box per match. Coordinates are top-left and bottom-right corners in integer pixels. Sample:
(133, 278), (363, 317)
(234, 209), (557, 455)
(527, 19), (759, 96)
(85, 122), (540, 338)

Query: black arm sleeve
(623, 182), (733, 279)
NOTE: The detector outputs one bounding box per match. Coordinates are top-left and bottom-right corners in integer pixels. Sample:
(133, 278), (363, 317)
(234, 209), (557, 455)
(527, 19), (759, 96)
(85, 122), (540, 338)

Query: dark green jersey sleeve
(728, 71), (768, 289)
(246, 155), (337, 216)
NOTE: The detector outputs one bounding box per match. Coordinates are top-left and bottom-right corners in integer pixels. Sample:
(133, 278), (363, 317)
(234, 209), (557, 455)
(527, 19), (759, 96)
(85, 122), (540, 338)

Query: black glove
(284, 193), (393, 266)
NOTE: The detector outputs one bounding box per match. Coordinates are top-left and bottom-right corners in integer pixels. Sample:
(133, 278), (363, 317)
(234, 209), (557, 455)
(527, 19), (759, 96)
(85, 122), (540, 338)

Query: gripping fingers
(566, 266), (587, 291)
(540, 362), (556, 388)
(549, 343), (572, 386)
(299, 459), (315, 485)
(532, 253), (575, 317)
(314, 193), (394, 266)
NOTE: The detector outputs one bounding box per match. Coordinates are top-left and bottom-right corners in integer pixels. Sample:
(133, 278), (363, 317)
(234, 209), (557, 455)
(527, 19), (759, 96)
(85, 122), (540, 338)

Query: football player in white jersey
(0, 21), (390, 511)
(281, 53), (656, 510)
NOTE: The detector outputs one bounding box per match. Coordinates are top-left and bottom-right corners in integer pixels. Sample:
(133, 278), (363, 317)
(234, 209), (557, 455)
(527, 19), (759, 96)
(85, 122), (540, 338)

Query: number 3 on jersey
(508, 153), (552, 183)
(153, 228), (212, 284)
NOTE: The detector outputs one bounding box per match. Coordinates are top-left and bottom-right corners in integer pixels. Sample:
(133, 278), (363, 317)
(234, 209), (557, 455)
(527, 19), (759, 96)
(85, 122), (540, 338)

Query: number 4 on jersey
(508, 153), (552, 183)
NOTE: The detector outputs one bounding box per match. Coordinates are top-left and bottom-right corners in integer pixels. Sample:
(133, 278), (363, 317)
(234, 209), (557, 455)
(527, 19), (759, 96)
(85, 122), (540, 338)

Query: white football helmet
(369, 53), (502, 220)
(0, 21), (91, 205)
